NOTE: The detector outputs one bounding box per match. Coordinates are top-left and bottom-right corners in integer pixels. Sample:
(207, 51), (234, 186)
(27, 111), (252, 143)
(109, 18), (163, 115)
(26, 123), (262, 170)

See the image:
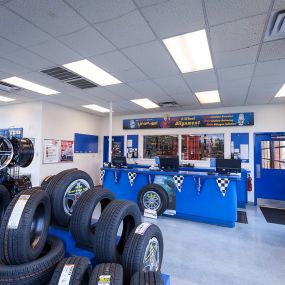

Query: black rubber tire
(122, 223), (164, 284)
(89, 263), (123, 285)
(0, 185), (11, 225)
(40, 175), (55, 191)
(51, 170), (94, 228)
(130, 271), (163, 285)
(93, 200), (142, 264)
(138, 184), (169, 216)
(0, 187), (51, 265)
(70, 188), (115, 248)
(49, 256), (91, 285)
(0, 236), (65, 285)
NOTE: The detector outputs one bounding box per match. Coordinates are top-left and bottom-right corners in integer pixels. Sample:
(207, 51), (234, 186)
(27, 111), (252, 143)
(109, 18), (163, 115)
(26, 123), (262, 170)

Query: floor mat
(237, 211), (248, 224)
(260, 207), (285, 225)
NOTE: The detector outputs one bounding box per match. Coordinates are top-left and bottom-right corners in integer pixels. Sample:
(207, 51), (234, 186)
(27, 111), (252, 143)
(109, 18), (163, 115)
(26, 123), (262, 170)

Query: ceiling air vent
(0, 81), (20, 92)
(264, 10), (285, 41)
(158, 101), (180, 108)
(40, 66), (98, 89)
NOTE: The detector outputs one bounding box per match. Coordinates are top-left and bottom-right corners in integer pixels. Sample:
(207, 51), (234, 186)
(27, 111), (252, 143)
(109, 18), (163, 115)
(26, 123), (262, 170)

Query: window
(143, 135), (178, 158)
(181, 134), (224, 160)
(261, 140), (285, 169)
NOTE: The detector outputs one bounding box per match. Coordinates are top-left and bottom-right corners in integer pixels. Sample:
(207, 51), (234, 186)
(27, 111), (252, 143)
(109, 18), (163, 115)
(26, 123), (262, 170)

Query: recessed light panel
(275, 83), (285, 97)
(82, 104), (110, 113)
(63, 59), (122, 86)
(0, 95), (15, 102)
(131, 98), (159, 109)
(2, 77), (59, 95)
(195, 90), (220, 104)
(163, 29), (213, 73)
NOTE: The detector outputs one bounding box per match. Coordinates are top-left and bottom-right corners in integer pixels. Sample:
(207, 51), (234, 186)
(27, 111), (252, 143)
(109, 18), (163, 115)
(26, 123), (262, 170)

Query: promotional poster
(61, 140), (74, 162)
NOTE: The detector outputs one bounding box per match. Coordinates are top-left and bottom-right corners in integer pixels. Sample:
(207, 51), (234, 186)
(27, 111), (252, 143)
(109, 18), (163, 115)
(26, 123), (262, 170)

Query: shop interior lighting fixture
(63, 59), (122, 86)
(131, 98), (160, 109)
(163, 29), (213, 73)
(195, 90), (221, 104)
(2, 77), (59, 95)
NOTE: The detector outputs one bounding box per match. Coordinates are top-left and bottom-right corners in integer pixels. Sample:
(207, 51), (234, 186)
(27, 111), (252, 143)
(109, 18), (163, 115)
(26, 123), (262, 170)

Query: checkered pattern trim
(173, 175), (184, 192)
(128, 172), (137, 187)
(216, 178), (230, 197)
(99, 169), (105, 185)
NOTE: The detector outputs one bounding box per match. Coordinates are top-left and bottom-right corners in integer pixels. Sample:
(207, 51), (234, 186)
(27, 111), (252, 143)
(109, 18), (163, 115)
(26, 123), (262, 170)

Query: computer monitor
(216, 159), (241, 174)
(157, 155), (179, 171)
(111, 156), (127, 167)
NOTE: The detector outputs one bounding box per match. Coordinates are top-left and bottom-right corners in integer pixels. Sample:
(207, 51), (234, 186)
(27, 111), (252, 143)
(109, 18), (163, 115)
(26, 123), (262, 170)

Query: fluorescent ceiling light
(163, 29), (213, 73)
(82, 104), (110, 113)
(2, 77), (59, 95)
(63, 59), (122, 86)
(0, 95), (15, 102)
(131, 98), (159, 109)
(195, 90), (220, 104)
(275, 83), (285, 97)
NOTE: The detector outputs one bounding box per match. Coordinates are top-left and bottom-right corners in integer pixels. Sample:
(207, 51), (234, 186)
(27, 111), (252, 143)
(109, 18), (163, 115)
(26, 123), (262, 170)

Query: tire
(0, 187), (51, 265)
(50, 170), (94, 228)
(93, 200), (142, 264)
(70, 188), (115, 248)
(0, 236), (65, 285)
(138, 184), (169, 216)
(122, 223), (163, 284)
(130, 271), (163, 285)
(49, 256), (91, 285)
(89, 263), (123, 285)
(0, 185), (11, 225)
(41, 175), (55, 191)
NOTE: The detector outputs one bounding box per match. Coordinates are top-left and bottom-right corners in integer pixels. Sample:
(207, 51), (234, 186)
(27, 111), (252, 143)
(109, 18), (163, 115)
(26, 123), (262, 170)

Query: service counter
(101, 167), (241, 228)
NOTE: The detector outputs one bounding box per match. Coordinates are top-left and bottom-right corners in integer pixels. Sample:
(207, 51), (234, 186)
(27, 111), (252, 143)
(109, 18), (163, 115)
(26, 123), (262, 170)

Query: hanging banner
(216, 178), (230, 197)
(123, 112), (254, 130)
(128, 172), (137, 187)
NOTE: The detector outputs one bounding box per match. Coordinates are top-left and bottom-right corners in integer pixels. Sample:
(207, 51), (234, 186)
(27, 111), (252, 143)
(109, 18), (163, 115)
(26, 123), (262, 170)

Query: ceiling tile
(84, 87), (116, 102)
(105, 83), (142, 100)
(217, 64), (254, 82)
(65, 0), (136, 24)
(0, 36), (21, 55)
(58, 26), (115, 57)
(273, 0), (285, 10)
(6, 0), (88, 37)
(210, 14), (266, 52)
(0, 57), (30, 75)
(0, 6), (51, 47)
(183, 70), (218, 91)
(170, 92), (199, 106)
(111, 68), (148, 83)
(220, 86), (248, 106)
(141, 0), (205, 38)
(259, 39), (285, 62)
(0, 70), (12, 79)
(255, 59), (285, 77)
(95, 10), (155, 48)
(123, 41), (179, 78)
(205, 0), (271, 27)
(134, 0), (169, 8)
(154, 75), (191, 95)
(28, 39), (82, 65)
(246, 84), (281, 105)
(128, 80), (166, 97)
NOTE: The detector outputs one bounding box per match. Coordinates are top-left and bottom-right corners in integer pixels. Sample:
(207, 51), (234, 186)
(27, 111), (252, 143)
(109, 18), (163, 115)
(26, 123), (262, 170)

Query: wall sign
(123, 112), (254, 130)
(43, 139), (60, 164)
(61, 140), (74, 162)
(74, 133), (98, 153)
(231, 133), (249, 163)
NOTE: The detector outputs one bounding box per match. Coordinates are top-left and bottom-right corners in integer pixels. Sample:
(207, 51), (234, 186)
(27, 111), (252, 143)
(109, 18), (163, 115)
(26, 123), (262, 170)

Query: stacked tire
(0, 187), (65, 284)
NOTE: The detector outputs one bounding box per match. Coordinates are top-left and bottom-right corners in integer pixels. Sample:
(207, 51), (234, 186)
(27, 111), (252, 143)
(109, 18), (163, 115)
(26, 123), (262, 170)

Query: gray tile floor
(145, 205), (285, 285)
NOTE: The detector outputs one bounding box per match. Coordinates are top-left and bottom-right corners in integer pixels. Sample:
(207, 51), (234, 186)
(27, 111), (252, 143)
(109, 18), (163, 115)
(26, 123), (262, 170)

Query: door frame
(103, 135), (125, 163)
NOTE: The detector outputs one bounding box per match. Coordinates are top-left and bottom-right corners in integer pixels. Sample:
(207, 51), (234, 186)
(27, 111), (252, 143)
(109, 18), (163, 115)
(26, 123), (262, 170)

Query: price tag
(144, 209), (158, 220)
(58, 264), (75, 285)
(135, 222), (152, 235)
(98, 275), (111, 285)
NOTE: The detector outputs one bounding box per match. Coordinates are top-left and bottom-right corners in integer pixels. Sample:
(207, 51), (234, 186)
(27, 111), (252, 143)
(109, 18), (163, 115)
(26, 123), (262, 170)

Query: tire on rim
(130, 271), (163, 285)
(138, 184), (169, 216)
(49, 256), (91, 285)
(40, 175), (55, 191)
(122, 223), (163, 284)
(0, 236), (65, 285)
(51, 170), (94, 227)
(0, 185), (10, 225)
(89, 263), (123, 285)
(69, 188), (115, 248)
(93, 200), (142, 264)
(0, 187), (51, 265)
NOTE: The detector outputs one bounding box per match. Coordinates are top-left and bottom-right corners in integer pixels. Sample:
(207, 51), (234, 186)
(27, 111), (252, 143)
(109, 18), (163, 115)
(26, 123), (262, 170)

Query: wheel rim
(143, 191), (161, 211)
(30, 203), (45, 248)
(63, 179), (90, 215)
(143, 237), (160, 271)
(0, 136), (13, 170)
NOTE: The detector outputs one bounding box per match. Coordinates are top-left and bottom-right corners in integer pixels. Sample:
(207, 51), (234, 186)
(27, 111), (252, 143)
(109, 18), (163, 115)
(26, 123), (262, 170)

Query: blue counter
(102, 167), (240, 228)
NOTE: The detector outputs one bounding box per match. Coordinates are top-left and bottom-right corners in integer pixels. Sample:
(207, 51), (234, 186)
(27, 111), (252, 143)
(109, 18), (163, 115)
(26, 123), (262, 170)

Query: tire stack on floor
(0, 187), (65, 284)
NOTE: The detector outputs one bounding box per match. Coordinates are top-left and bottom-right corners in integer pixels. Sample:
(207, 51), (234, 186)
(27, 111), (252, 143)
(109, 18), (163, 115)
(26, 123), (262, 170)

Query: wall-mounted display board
(61, 140), (74, 162)
(0, 128), (23, 138)
(127, 135), (138, 158)
(231, 133), (249, 163)
(74, 133), (98, 153)
(43, 139), (60, 164)
(123, 112), (254, 130)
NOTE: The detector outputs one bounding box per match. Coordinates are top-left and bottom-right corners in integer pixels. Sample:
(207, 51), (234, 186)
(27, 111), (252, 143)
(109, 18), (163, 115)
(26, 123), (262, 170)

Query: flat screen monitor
(158, 155), (179, 171)
(112, 156), (127, 167)
(216, 159), (241, 173)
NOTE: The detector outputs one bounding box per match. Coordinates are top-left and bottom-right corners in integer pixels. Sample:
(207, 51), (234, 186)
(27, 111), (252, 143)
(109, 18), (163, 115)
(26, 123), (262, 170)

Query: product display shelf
(49, 226), (170, 285)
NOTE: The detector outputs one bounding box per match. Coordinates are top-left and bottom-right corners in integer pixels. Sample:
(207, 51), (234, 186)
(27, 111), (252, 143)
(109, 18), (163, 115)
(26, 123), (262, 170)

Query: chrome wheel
(63, 179), (90, 215)
(143, 237), (160, 271)
(0, 136), (13, 170)
(143, 191), (161, 211)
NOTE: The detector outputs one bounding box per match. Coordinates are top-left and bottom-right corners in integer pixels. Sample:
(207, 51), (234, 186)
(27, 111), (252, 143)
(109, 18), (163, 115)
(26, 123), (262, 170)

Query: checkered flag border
(99, 169), (105, 185)
(128, 172), (137, 187)
(173, 175), (184, 192)
(216, 178), (230, 197)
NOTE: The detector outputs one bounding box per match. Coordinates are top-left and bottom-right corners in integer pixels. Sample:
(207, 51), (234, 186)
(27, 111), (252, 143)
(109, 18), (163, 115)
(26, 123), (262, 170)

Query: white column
(108, 101), (113, 162)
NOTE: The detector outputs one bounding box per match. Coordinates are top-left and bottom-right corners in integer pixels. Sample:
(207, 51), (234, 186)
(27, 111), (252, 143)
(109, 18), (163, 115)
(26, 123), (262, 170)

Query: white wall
(101, 103), (285, 202)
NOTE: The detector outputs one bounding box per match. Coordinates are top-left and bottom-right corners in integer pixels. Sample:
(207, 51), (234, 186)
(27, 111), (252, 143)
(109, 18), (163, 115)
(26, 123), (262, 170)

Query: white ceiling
(0, 0), (284, 116)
